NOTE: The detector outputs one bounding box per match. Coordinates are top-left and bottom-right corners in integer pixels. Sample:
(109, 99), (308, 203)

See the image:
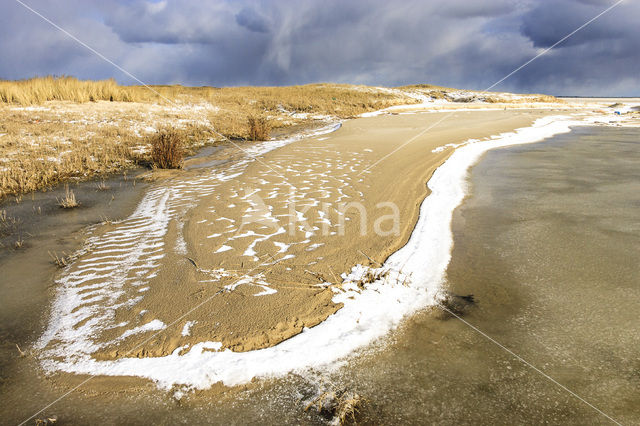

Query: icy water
(334, 125), (640, 424)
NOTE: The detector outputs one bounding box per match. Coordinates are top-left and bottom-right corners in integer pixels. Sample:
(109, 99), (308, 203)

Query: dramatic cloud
(0, 0), (638, 95)
(235, 7), (270, 34)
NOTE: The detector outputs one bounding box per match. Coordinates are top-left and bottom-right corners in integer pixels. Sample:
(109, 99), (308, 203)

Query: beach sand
(38, 109), (553, 363)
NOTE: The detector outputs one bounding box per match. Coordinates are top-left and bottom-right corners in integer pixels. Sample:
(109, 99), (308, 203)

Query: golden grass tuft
(48, 251), (74, 268)
(57, 184), (79, 208)
(150, 129), (184, 169)
(247, 115), (271, 141)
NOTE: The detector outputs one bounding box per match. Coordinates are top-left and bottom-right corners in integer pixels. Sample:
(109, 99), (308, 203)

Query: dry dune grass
(0, 97), (216, 198)
(0, 77), (420, 198)
(0, 77), (418, 115)
(0, 110), (141, 197)
(0, 76), (559, 199)
(0, 76), (138, 104)
(208, 84), (414, 116)
(204, 84), (420, 140)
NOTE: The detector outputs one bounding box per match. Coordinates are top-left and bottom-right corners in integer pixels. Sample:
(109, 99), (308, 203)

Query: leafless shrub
(150, 129), (184, 169)
(247, 115), (271, 141)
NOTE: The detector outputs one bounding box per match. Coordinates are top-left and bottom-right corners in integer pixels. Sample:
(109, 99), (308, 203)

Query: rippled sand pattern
(38, 124), (363, 362)
(189, 146), (370, 266)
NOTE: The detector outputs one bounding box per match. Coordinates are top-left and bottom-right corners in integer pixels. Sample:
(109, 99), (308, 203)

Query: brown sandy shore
(1, 103), (622, 422)
(38, 109), (557, 358)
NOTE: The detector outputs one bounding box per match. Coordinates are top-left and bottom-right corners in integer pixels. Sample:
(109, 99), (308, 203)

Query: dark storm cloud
(521, 0), (629, 48)
(235, 7), (270, 33)
(0, 0), (638, 95)
(513, 0), (640, 95)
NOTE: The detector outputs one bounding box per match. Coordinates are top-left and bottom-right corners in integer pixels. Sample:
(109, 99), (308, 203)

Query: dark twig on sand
(304, 269), (328, 282)
(358, 250), (381, 266)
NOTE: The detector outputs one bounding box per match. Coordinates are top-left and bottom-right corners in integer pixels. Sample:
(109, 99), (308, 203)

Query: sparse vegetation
(150, 129), (184, 169)
(304, 269), (328, 282)
(305, 389), (365, 425)
(13, 236), (24, 249)
(354, 268), (389, 289)
(0, 76), (560, 198)
(247, 115), (271, 141)
(48, 250), (73, 268)
(0, 209), (21, 237)
(95, 180), (110, 191)
(337, 392), (365, 425)
(34, 416), (57, 426)
(57, 185), (79, 208)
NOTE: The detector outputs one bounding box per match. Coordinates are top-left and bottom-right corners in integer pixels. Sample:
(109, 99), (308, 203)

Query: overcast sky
(1, 0), (638, 96)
